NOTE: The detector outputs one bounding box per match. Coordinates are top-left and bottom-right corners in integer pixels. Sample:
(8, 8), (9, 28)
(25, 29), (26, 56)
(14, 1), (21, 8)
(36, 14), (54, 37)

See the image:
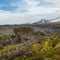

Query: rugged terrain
(0, 23), (60, 60)
(0, 24), (60, 36)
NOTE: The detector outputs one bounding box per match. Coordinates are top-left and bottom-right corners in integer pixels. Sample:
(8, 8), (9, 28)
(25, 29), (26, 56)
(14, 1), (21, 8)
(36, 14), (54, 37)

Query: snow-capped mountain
(33, 17), (60, 24)
(33, 19), (49, 24)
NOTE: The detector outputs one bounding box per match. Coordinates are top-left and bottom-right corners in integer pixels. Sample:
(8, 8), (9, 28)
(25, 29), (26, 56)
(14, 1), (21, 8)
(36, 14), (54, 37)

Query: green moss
(13, 56), (23, 60)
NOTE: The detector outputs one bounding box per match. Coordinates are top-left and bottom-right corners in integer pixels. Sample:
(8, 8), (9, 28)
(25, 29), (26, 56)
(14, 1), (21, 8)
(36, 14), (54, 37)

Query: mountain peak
(33, 17), (60, 24)
(33, 19), (49, 24)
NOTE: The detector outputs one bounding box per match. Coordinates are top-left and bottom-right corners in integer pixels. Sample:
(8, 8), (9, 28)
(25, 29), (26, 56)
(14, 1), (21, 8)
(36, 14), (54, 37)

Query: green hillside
(0, 27), (60, 60)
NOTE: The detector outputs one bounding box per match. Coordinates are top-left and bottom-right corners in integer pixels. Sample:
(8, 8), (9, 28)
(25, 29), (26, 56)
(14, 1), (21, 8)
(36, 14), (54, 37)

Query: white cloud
(23, 0), (60, 15)
(43, 0), (60, 8)
(0, 0), (60, 24)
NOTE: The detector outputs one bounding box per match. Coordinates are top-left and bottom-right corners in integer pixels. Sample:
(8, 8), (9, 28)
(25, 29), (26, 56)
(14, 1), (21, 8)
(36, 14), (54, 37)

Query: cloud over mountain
(0, 0), (60, 24)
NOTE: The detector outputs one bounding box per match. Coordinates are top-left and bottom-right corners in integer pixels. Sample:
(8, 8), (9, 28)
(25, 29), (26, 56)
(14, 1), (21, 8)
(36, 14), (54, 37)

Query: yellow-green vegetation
(0, 27), (60, 60)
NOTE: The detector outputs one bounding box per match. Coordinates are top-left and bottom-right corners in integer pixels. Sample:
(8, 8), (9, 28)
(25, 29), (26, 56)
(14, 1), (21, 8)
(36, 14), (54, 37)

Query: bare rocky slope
(0, 24), (60, 36)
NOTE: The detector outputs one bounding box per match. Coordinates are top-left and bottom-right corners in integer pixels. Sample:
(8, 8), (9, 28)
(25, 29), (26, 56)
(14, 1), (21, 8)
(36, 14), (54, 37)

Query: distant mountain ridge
(33, 17), (60, 24)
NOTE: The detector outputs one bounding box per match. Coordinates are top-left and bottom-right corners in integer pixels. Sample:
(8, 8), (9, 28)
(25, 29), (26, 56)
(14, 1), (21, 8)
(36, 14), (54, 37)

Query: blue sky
(0, 0), (60, 24)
